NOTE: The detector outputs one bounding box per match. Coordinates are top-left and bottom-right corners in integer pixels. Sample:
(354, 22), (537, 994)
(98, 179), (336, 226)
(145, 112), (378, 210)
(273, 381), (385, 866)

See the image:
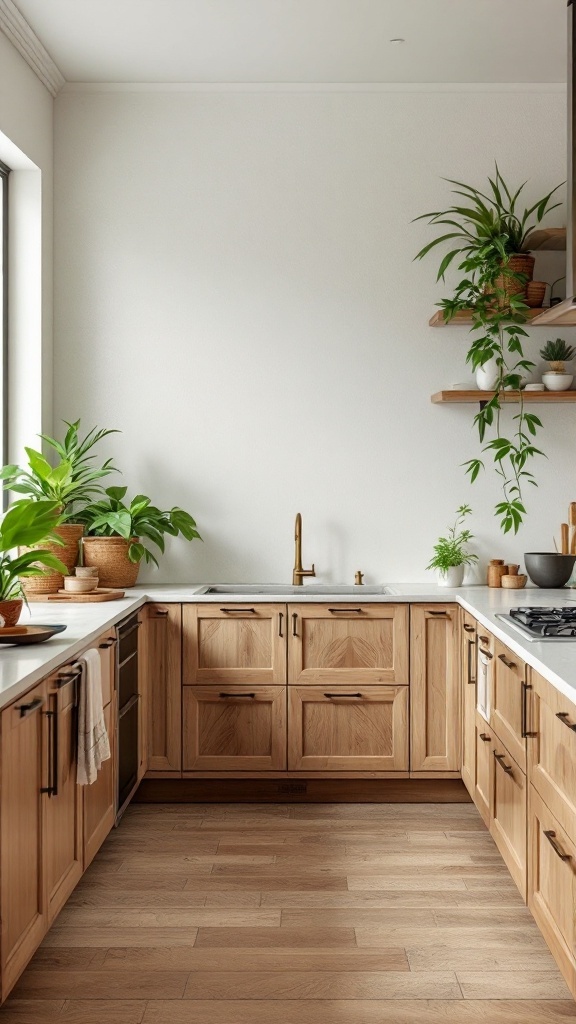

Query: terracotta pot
(0, 598), (23, 627)
(82, 536), (140, 589)
(21, 522), (84, 596)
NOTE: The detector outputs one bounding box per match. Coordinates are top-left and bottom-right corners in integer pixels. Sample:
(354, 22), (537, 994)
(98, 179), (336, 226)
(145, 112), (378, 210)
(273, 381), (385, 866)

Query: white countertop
(1, 582), (576, 712)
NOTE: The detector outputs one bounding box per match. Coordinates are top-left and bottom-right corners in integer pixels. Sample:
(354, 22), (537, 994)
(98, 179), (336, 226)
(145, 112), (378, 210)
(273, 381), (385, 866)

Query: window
(0, 159), (7, 477)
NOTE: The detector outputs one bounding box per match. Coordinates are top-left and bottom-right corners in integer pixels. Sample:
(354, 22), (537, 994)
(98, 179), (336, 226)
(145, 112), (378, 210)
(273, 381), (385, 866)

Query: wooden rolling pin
(561, 522), (569, 555)
(570, 503), (576, 555)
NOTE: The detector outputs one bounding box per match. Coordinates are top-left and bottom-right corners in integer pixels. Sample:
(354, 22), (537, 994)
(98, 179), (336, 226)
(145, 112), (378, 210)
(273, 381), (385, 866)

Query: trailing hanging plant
(414, 166), (563, 534)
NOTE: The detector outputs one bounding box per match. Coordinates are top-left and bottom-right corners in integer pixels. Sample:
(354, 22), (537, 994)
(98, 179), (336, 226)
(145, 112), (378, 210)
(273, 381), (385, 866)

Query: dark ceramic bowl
(524, 553), (576, 589)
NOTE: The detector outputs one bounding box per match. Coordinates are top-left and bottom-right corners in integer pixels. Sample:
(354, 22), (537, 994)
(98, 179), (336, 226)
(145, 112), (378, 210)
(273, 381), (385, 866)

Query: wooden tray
(0, 624), (67, 644)
(27, 588), (125, 603)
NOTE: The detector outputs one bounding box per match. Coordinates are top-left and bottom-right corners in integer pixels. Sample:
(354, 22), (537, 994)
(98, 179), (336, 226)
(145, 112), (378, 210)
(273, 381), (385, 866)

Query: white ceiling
(13, 0), (568, 85)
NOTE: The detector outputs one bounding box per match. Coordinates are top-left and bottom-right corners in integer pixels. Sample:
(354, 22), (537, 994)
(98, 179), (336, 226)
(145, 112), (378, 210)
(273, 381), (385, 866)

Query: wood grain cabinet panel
(410, 605), (460, 772)
(474, 712), (493, 828)
(183, 604), (286, 685)
(490, 736), (527, 900)
(491, 638), (528, 772)
(44, 669), (83, 924)
(528, 785), (576, 999)
(141, 604), (182, 772)
(83, 701), (115, 870)
(0, 681), (47, 1000)
(183, 685), (287, 771)
(288, 604), (408, 686)
(528, 667), (576, 841)
(460, 611), (477, 797)
(288, 686), (409, 771)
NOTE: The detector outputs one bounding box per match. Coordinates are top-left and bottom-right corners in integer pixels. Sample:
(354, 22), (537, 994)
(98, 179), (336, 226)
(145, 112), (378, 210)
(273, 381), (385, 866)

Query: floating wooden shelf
(429, 308), (552, 327)
(524, 227), (566, 251)
(432, 390), (576, 404)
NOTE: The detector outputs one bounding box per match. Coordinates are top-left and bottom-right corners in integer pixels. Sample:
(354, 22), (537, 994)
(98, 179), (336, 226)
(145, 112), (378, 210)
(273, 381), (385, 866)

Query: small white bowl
(543, 371), (574, 392)
(63, 576), (99, 593)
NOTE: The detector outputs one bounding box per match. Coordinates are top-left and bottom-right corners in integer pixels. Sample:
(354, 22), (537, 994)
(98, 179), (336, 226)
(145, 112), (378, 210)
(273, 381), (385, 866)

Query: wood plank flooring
(2, 802), (575, 1023)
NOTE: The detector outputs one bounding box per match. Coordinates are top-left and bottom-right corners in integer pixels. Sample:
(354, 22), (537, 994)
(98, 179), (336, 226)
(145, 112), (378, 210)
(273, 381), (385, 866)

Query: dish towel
(77, 648), (111, 785)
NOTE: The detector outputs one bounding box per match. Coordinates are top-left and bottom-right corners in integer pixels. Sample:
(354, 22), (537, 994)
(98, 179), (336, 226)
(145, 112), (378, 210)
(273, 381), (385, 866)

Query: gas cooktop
(497, 606), (576, 641)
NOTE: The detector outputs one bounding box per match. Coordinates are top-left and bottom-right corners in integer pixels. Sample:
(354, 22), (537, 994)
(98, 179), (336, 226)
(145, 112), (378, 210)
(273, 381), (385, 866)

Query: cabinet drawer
(183, 685), (286, 771)
(288, 686), (409, 771)
(529, 669), (576, 842)
(288, 604), (409, 685)
(529, 785), (576, 999)
(491, 735), (527, 900)
(183, 604), (286, 685)
(491, 639), (528, 771)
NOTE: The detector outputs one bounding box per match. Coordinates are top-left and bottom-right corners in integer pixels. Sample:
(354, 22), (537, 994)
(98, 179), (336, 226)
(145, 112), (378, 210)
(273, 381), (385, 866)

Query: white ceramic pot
(476, 357), (499, 391)
(437, 565), (465, 588)
(542, 371), (574, 392)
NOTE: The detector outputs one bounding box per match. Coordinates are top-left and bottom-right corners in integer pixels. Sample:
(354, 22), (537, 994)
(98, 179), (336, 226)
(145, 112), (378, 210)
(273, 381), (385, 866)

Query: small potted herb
(540, 339), (575, 392)
(427, 505), (478, 587)
(79, 487), (201, 588)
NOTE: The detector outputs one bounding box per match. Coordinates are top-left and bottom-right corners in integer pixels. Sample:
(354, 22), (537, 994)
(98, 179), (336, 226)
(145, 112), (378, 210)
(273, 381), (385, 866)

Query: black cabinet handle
(463, 623), (475, 633)
(498, 653), (517, 670)
(17, 696), (44, 718)
(544, 830), (571, 861)
(478, 648), (493, 660)
(479, 733), (491, 742)
(522, 681), (536, 738)
(556, 711), (576, 732)
(99, 639), (117, 648)
(428, 610), (449, 617)
(328, 608), (362, 614)
(467, 639), (476, 685)
(292, 613), (298, 637)
(41, 703), (58, 797)
(478, 635), (490, 644)
(324, 692), (363, 699)
(494, 751), (514, 775)
(220, 608), (256, 614)
(56, 668), (82, 689)
(153, 609), (169, 617)
(278, 612), (283, 638)
(219, 692), (256, 699)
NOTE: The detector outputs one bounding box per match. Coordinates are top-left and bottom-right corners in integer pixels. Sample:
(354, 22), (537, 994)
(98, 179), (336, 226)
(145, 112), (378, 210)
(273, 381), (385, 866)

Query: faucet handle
(354, 571), (364, 586)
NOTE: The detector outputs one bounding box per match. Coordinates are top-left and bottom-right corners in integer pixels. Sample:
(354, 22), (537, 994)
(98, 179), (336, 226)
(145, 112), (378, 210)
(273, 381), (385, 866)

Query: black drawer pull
(494, 751), (514, 774)
(522, 681), (536, 738)
(428, 610), (449, 616)
(467, 639), (476, 685)
(556, 711), (576, 732)
(56, 668), (82, 688)
(328, 608), (363, 614)
(17, 696), (44, 718)
(220, 608), (256, 614)
(478, 635), (490, 644)
(292, 612), (298, 636)
(479, 733), (491, 742)
(463, 623), (475, 633)
(498, 653), (517, 670)
(544, 830), (571, 861)
(99, 639), (116, 648)
(478, 648), (493, 660)
(324, 692), (363, 699)
(278, 612), (283, 638)
(219, 692), (256, 699)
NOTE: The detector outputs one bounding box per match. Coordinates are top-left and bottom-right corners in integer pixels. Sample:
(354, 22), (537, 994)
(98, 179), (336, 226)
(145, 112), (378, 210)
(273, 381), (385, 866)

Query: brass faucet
(292, 513), (315, 586)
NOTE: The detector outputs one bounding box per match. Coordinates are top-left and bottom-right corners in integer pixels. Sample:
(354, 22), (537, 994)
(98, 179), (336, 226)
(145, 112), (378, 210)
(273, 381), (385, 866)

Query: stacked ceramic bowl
(63, 566), (99, 594)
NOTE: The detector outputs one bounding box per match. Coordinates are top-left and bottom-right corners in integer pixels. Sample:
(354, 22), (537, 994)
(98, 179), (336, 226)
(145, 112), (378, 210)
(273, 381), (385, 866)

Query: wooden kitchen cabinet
(474, 713), (493, 827)
(528, 668), (576, 841)
(183, 603), (286, 685)
(460, 611), (477, 797)
(0, 681), (47, 999)
(83, 701), (115, 869)
(44, 667), (84, 924)
(183, 685), (286, 771)
(529, 785), (576, 999)
(491, 638), (528, 772)
(141, 603), (182, 773)
(490, 735), (527, 899)
(288, 603), (409, 686)
(410, 604), (460, 772)
(288, 685), (409, 772)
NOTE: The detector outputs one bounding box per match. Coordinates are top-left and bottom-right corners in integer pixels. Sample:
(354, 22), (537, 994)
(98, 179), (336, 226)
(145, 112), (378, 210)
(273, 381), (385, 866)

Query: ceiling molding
(0, 0), (64, 96)
(59, 81), (566, 95)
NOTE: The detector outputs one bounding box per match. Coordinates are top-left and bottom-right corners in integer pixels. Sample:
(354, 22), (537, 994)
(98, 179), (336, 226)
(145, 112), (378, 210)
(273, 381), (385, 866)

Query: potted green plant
(414, 166), (563, 534)
(426, 505), (478, 587)
(1, 420), (118, 592)
(79, 486), (201, 588)
(540, 338), (575, 391)
(0, 501), (67, 624)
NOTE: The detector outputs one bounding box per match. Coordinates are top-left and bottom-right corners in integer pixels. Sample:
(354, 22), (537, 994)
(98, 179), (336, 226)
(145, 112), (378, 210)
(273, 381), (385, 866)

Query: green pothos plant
(414, 168), (563, 534)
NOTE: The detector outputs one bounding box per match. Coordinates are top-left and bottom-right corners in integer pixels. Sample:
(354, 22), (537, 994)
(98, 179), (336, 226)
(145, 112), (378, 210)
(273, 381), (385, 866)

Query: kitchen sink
(199, 584), (391, 596)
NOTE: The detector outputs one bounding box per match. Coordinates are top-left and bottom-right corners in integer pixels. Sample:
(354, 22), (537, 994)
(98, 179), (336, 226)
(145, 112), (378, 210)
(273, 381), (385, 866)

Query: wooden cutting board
(27, 588), (125, 603)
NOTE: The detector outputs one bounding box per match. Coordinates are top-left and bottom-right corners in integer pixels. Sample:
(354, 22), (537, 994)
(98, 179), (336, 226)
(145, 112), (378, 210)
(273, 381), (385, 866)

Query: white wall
(0, 31), (53, 455)
(53, 86), (575, 584)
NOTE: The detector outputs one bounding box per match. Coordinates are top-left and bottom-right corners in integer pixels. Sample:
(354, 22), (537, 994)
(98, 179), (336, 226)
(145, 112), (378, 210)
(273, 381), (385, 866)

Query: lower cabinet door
(183, 686), (287, 771)
(44, 673), (84, 923)
(490, 737), (527, 900)
(474, 714), (493, 827)
(528, 785), (576, 999)
(461, 613), (477, 797)
(83, 701), (116, 869)
(288, 686), (409, 771)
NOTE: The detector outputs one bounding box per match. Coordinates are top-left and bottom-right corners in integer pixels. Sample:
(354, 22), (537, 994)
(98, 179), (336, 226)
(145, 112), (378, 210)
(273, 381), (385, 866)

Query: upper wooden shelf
(432, 389), (576, 404)
(524, 227), (566, 251)
(430, 307), (553, 328)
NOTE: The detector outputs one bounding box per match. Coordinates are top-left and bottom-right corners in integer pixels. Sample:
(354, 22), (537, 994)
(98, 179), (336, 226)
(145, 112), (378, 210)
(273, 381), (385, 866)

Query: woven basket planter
(0, 599), (23, 627)
(494, 253), (535, 300)
(82, 536), (141, 589)
(21, 523), (84, 596)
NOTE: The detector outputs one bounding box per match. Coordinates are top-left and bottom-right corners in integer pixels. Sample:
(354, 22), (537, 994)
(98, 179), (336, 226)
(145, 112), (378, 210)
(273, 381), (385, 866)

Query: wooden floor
(2, 802), (575, 1023)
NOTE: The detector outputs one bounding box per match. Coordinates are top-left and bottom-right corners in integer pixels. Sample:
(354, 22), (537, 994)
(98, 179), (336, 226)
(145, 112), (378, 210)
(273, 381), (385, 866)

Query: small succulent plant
(539, 338), (575, 372)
